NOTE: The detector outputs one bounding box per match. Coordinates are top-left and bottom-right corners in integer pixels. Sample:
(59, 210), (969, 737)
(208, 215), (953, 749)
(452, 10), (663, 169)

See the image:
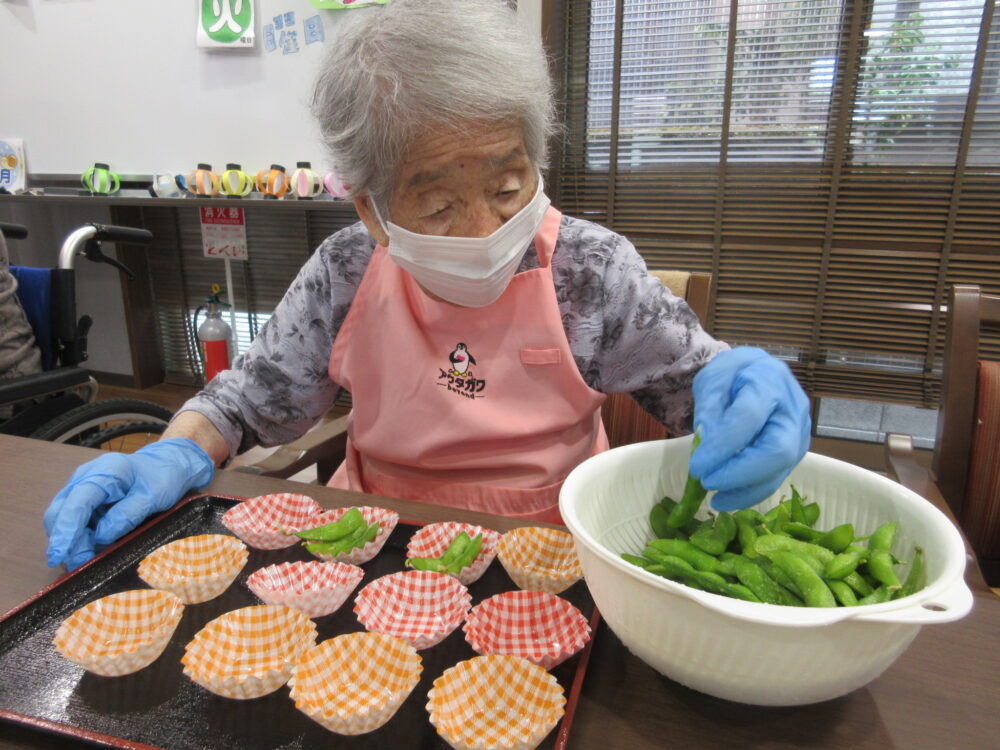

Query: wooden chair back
(933, 285), (1000, 518)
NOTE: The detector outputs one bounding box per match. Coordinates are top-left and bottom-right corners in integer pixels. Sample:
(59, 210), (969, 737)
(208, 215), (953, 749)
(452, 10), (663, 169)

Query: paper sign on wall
(199, 0), (255, 48)
(0, 138), (26, 193)
(200, 207), (249, 260)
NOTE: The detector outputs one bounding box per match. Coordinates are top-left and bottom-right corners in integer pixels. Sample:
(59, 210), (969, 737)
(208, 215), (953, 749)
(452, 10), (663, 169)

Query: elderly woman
(44, 0), (809, 569)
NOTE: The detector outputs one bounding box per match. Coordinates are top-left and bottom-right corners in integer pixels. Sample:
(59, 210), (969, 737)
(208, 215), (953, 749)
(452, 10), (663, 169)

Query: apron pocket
(520, 347), (562, 366)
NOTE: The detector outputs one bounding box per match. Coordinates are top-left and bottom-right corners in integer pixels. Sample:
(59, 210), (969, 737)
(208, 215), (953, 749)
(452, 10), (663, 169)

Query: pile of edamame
(290, 507), (380, 557)
(623, 485), (926, 607)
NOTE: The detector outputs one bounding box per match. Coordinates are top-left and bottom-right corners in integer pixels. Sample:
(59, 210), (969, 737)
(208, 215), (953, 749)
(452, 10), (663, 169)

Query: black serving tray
(0, 495), (598, 750)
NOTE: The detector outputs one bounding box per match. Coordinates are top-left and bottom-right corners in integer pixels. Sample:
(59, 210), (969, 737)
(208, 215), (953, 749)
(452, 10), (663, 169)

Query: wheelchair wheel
(78, 421), (168, 452)
(30, 399), (173, 452)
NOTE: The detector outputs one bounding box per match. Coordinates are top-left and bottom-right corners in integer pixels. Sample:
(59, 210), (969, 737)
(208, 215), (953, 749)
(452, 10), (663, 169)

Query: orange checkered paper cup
(246, 560), (365, 618)
(138, 534), (248, 604)
(53, 589), (185, 676)
(405, 522), (501, 585)
(496, 527), (583, 595)
(288, 632), (422, 734)
(427, 655), (566, 750)
(221, 493), (322, 550)
(462, 590), (591, 670)
(354, 570), (471, 650)
(300, 506), (399, 565)
(181, 605), (317, 699)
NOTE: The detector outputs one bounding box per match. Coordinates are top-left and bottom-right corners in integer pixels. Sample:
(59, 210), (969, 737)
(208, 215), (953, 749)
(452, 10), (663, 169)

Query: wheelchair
(0, 221), (173, 451)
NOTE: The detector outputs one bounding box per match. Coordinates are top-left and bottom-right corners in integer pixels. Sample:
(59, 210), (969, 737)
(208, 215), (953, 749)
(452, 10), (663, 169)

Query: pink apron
(327, 207), (608, 523)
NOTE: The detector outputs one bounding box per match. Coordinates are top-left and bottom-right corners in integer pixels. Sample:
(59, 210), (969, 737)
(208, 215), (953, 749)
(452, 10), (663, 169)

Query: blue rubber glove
(689, 347), (811, 512)
(44, 438), (214, 570)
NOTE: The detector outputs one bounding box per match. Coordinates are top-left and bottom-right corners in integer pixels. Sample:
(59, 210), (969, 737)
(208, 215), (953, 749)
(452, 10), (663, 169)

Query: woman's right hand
(43, 437), (214, 570)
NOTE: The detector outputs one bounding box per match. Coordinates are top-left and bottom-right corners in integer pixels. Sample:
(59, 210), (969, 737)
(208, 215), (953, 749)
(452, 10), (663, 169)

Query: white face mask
(374, 175), (551, 308)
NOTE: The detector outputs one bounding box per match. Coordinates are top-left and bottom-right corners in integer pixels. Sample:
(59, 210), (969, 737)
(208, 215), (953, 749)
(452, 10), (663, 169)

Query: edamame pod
(621, 553), (653, 569)
(644, 553), (759, 601)
(461, 533), (483, 569)
(866, 548), (902, 590)
(768, 550), (837, 608)
(824, 545), (869, 580)
(753, 556), (803, 599)
(686, 569), (761, 602)
(789, 488), (807, 525)
(858, 584), (892, 605)
(650, 502), (685, 540)
(439, 532), (471, 566)
(802, 502), (821, 527)
(782, 522), (823, 543)
(816, 523), (855, 553)
(735, 557), (802, 606)
(733, 509), (762, 558)
(868, 521), (899, 552)
(893, 546), (925, 600)
(304, 540), (338, 557)
(714, 552), (744, 578)
(646, 538), (719, 573)
(763, 502), (792, 533)
(293, 507), (365, 541)
(689, 512), (737, 556)
(754, 532), (835, 566)
(666, 433), (708, 528)
(827, 580), (859, 607)
(841, 570), (875, 597)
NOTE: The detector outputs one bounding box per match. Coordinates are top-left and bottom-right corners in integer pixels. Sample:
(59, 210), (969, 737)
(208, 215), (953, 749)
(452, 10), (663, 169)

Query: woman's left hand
(689, 347), (811, 511)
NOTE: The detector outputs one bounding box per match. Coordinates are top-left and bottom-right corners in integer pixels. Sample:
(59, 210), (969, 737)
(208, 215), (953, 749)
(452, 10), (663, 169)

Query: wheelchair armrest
(232, 415), (349, 484)
(885, 432), (992, 595)
(0, 367), (93, 405)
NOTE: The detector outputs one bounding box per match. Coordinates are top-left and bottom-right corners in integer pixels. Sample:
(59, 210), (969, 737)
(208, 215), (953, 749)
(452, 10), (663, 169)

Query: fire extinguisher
(193, 284), (233, 383)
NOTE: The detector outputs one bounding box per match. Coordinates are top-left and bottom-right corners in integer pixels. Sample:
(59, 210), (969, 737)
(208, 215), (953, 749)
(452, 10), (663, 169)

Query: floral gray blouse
(180, 214), (727, 459)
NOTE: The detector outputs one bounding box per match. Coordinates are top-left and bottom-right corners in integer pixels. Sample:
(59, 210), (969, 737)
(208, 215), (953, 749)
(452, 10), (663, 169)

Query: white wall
(3, 0), (546, 177)
(2, 0), (347, 176)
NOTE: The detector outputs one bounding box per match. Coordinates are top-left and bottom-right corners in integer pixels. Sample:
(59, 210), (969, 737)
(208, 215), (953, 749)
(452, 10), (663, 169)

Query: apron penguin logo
(438, 342), (487, 399)
(448, 343), (477, 377)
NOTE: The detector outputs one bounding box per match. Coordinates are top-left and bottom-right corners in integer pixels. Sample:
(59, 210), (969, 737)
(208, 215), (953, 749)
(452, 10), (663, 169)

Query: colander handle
(853, 580), (975, 624)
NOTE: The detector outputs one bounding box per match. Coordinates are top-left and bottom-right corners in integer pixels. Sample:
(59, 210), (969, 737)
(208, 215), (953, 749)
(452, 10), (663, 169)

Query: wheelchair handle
(58, 223), (152, 272)
(0, 222), (28, 240)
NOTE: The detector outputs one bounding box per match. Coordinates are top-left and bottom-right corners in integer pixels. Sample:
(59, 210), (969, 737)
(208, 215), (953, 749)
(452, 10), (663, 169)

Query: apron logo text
(438, 343), (486, 399)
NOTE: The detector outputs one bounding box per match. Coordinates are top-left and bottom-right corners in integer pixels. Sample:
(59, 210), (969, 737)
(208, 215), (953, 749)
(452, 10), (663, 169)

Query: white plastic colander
(559, 435), (974, 706)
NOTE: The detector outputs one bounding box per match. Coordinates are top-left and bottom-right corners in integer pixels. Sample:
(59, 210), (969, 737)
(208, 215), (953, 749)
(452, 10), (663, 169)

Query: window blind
(554, 0), (1000, 408)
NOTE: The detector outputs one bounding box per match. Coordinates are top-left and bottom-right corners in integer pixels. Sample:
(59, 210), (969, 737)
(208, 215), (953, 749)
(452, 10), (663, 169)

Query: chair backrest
(934, 284), (1000, 520)
(9, 265), (55, 370)
(601, 270), (713, 449)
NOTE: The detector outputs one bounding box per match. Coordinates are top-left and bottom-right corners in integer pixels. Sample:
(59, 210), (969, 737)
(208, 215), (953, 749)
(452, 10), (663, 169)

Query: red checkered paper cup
(354, 570), (471, 650)
(427, 655), (566, 750)
(405, 522), (501, 585)
(246, 560), (364, 618)
(462, 590), (591, 670)
(181, 605), (317, 699)
(288, 632), (422, 735)
(53, 589), (185, 676)
(221, 493), (322, 550)
(138, 534), (248, 604)
(301, 506), (399, 565)
(496, 527), (583, 595)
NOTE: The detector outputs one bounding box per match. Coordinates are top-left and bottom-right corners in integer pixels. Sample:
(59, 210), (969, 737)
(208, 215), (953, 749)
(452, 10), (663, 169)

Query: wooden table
(1, 433), (998, 749)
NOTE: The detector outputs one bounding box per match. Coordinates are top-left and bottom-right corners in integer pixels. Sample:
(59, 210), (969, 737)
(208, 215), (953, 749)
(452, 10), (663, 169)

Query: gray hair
(311, 0), (555, 212)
